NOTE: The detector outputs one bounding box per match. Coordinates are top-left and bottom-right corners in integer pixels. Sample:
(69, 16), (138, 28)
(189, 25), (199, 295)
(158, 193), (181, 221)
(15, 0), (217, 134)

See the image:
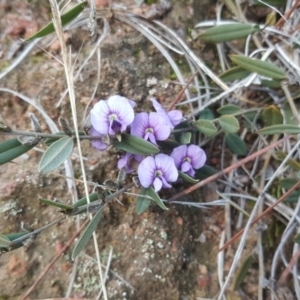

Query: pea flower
(131, 112), (171, 145)
(138, 154), (178, 192)
(117, 153), (143, 174)
(170, 145), (206, 177)
(150, 98), (182, 128)
(90, 126), (109, 151)
(91, 95), (135, 136)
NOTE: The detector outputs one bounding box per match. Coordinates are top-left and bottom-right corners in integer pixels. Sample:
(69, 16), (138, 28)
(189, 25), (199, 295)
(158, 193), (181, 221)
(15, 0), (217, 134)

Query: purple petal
(170, 145), (188, 168)
(150, 98), (165, 114)
(187, 145), (206, 169)
(153, 177), (163, 192)
(107, 95), (135, 132)
(160, 176), (172, 189)
(181, 161), (192, 173)
(155, 154), (178, 182)
(131, 113), (149, 138)
(148, 112), (171, 141)
(117, 153), (134, 174)
(138, 156), (156, 188)
(90, 127), (109, 151)
(167, 110), (182, 126)
(91, 100), (110, 134)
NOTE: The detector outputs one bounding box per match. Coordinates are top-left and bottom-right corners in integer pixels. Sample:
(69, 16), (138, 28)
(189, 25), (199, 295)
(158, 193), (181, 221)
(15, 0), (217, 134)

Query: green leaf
(258, 124), (300, 135)
(0, 234), (11, 248)
(73, 192), (100, 208)
(219, 115), (240, 133)
(179, 171), (199, 183)
(195, 165), (217, 180)
(198, 24), (260, 43)
(194, 119), (217, 137)
(72, 206), (104, 260)
(218, 105), (241, 115)
(275, 151), (300, 171)
(136, 187), (152, 214)
(180, 132), (192, 144)
(219, 66), (251, 82)
(27, 1), (87, 41)
(198, 108), (215, 120)
(225, 133), (247, 156)
(113, 133), (159, 155)
(230, 55), (286, 79)
(39, 197), (73, 211)
(233, 255), (255, 290)
(261, 106), (283, 127)
(147, 187), (168, 211)
(0, 138), (37, 166)
(260, 79), (282, 88)
(39, 136), (74, 173)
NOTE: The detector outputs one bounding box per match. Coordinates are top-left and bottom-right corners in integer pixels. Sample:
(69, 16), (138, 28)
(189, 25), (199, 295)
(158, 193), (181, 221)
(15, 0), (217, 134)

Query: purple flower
(138, 154), (178, 192)
(170, 145), (206, 177)
(130, 112), (171, 145)
(150, 98), (182, 128)
(90, 126), (109, 151)
(91, 95), (135, 136)
(117, 153), (143, 174)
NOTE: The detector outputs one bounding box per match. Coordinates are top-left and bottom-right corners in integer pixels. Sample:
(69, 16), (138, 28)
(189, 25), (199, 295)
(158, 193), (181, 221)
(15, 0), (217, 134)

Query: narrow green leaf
(219, 66), (251, 82)
(218, 104), (241, 115)
(261, 106), (283, 127)
(0, 234), (11, 248)
(233, 255), (255, 290)
(195, 165), (217, 180)
(39, 197), (73, 210)
(72, 206), (104, 260)
(219, 115), (240, 133)
(225, 133), (247, 156)
(194, 119), (217, 137)
(27, 1), (87, 41)
(0, 138), (36, 166)
(258, 124), (300, 135)
(113, 133), (159, 155)
(179, 171), (199, 183)
(198, 24), (259, 43)
(6, 232), (29, 241)
(39, 136), (74, 173)
(147, 187), (168, 211)
(230, 55), (286, 79)
(136, 187), (152, 214)
(260, 79), (282, 88)
(275, 151), (300, 171)
(73, 192), (100, 208)
(180, 132), (192, 144)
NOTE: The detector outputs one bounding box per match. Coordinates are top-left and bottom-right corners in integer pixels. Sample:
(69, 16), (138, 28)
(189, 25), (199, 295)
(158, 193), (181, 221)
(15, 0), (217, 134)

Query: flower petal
(90, 127), (109, 151)
(138, 156), (156, 188)
(91, 100), (110, 134)
(160, 176), (172, 189)
(155, 154), (178, 182)
(181, 161), (192, 173)
(170, 145), (188, 168)
(131, 113), (149, 138)
(149, 112), (171, 141)
(167, 110), (182, 126)
(117, 153), (134, 173)
(107, 95), (135, 130)
(153, 177), (163, 192)
(187, 145), (207, 169)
